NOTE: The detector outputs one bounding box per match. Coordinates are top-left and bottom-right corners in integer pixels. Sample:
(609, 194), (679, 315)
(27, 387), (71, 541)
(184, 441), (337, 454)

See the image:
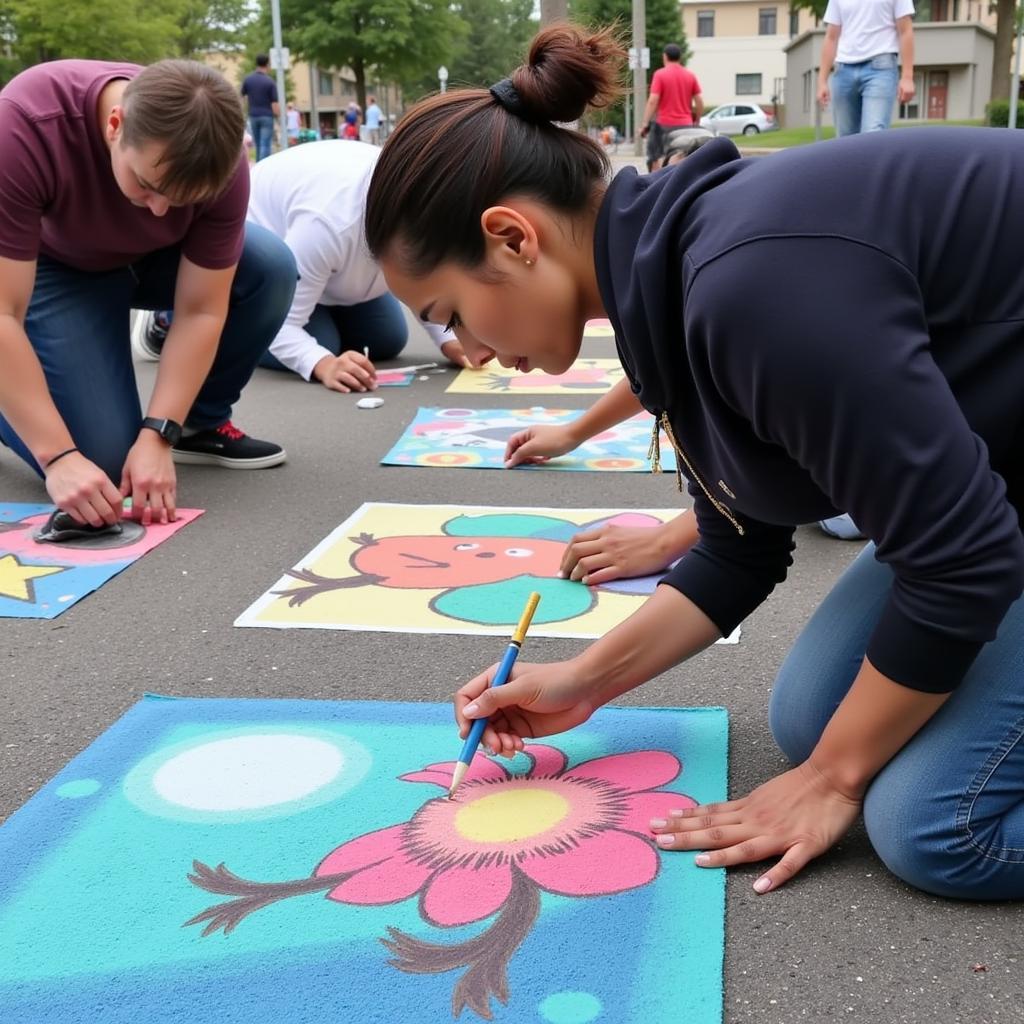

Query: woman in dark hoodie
(364, 25), (1024, 900)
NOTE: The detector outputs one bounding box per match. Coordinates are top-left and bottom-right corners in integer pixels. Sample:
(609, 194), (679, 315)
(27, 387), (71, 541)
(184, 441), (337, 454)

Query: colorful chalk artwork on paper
(0, 696), (727, 1023)
(380, 408), (677, 474)
(236, 502), (738, 644)
(446, 359), (625, 396)
(0, 503), (203, 618)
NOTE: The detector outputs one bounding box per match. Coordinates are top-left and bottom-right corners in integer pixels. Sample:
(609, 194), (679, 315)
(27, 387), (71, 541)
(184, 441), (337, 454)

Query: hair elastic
(489, 78), (533, 120)
(44, 446), (79, 469)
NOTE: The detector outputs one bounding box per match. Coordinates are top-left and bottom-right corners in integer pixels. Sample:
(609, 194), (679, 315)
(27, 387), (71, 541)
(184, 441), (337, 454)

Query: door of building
(927, 71), (948, 120)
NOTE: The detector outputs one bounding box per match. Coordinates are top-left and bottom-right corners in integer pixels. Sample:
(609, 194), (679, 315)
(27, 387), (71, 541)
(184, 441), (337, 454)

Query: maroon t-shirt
(0, 59), (248, 272)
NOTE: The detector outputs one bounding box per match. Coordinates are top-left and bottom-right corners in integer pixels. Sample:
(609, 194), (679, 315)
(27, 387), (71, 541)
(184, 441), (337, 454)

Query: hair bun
(510, 24), (625, 125)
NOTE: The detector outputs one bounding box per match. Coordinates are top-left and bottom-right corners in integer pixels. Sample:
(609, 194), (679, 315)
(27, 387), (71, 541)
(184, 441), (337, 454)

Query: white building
(680, 1), (818, 109)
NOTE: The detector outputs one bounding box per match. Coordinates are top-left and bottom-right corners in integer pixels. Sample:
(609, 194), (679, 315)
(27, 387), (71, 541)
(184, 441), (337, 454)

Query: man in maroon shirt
(640, 43), (704, 171)
(0, 59), (296, 529)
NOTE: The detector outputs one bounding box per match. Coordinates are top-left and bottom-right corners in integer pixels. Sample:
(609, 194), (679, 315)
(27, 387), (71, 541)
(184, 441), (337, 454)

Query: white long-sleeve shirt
(247, 140), (452, 380)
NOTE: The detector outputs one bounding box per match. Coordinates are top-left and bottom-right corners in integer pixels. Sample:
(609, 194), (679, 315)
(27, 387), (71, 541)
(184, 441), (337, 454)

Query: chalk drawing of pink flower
(186, 745), (696, 1020)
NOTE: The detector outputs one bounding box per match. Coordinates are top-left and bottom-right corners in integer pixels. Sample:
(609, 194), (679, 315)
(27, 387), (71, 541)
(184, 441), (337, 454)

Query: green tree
(789, 0), (826, 19)
(400, 0), (535, 100)
(8, 0), (187, 65)
(450, 0), (535, 88)
(571, 0), (688, 67)
(175, 0), (254, 59)
(281, 0), (468, 111)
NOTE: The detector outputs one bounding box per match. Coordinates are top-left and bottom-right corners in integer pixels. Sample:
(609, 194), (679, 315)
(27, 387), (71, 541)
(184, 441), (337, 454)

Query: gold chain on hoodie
(649, 414), (745, 536)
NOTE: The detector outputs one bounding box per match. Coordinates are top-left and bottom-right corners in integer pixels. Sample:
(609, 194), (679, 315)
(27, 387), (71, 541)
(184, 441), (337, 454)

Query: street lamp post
(438, 66), (449, 94)
(270, 0), (288, 149)
(1009, 9), (1023, 130)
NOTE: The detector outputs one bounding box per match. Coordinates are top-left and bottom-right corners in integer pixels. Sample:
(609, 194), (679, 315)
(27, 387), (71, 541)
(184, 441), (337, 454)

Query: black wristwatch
(141, 416), (183, 446)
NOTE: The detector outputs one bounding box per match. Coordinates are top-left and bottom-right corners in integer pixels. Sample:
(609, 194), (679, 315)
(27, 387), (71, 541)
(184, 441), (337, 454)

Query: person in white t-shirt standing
(247, 140), (467, 392)
(364, 96), (383, 145)
(817, 0), (916, 137)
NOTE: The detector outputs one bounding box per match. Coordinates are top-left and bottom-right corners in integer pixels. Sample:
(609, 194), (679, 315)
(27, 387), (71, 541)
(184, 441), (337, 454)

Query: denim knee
(863, 765), (1023, 900)
(234, 224), (298, 332)
(76, 416), (141, 482)
(371, 318), (409, 361)
(767, 667), (823, 766)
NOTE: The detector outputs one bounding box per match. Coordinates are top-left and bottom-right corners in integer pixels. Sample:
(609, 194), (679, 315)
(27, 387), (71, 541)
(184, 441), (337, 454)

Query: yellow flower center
(454, 787), (570, 843)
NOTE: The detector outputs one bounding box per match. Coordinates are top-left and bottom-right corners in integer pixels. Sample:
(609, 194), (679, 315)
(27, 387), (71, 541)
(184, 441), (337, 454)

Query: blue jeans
(258, 293), (409, 374)
(250, 115), (275, 161)
(0, 223), (297, 481)
(769, 543), (1024, 899)
(831, 53), (899, 136)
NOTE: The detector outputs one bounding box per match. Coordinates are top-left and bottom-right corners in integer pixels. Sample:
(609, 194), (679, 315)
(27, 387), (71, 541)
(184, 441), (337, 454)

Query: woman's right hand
(454, 659), (597, 757)
(503, 424), (580, 468)
(44, 451), (124, 526)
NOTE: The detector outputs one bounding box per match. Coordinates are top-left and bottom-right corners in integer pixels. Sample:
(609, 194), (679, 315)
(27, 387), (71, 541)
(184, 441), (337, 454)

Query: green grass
(740, 118), (984, 149)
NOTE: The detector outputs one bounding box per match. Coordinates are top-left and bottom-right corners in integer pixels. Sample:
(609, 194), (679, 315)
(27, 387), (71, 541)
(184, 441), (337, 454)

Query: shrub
(985, 98), (1024, 127)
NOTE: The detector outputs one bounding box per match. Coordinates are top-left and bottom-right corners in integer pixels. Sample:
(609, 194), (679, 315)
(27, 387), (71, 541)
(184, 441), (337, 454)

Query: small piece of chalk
(356, 397), (384, 409)
(418, 375), (429, 381)
(363, 346), (370, 358)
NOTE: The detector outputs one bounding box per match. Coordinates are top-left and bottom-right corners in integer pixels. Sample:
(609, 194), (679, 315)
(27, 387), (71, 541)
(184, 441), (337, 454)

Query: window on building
(914, 0), (959, 20)
(736, 73), (763, 96)
(318, 71), (334, 96)
(697, 10), (714, 37)
(802, 70), (813, 112)
(759, 7), (778, 35)
(789, 9), (800, 36)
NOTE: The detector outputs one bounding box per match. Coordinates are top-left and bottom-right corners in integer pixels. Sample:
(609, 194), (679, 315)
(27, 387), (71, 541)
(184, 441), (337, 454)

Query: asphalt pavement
(3, 320), (1021, 1023)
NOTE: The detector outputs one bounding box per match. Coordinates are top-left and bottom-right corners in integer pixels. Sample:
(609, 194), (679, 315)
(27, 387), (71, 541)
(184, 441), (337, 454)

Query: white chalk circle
(123, 728), (372, 823)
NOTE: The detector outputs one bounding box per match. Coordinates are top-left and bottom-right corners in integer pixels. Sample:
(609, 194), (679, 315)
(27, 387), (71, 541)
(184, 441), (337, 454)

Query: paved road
(3, 324), (1021, 1022)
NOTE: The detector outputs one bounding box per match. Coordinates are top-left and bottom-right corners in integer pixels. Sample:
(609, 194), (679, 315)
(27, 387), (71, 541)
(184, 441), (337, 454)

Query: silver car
(700, 104), (777, 137)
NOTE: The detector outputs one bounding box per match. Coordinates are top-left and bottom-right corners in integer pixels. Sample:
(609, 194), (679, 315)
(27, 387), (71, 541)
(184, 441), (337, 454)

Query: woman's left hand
(649, 760), (862, 893)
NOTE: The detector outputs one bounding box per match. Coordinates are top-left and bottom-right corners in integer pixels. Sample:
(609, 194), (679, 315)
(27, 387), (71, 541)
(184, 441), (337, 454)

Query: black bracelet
(44, 446), (79, 469)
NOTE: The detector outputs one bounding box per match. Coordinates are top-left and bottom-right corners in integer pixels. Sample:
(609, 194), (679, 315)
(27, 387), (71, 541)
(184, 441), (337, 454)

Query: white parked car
(700, 104), (776, 137)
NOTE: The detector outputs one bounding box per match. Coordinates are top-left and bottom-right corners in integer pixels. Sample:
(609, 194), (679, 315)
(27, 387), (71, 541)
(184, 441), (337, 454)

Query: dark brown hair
(365, 24), (625, 274)
(121, 59), (245, 203)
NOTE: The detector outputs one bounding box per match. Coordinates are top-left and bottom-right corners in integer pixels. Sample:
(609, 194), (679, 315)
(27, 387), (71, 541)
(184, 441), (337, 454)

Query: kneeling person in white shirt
(248, 140), (467, 392)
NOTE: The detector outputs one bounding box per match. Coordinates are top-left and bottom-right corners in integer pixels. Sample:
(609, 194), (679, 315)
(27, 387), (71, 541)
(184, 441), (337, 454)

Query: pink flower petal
(327, 850), (434, 905)
(565, 750), (680, 793)
(421, 862), (514, 927)
(398, 768), (455, 789)
(606, 513), (662, 529)
(523, 744), (567, 777)
(522, 829), (659, 896)
(616, 790), (697, 836)
(399, 754), (509, 789)
(315, 823), (407, 877)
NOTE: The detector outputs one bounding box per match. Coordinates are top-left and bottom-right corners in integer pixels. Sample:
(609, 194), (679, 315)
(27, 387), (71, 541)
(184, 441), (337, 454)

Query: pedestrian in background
(241, 54), (279, 160)
(286, 102), (301, 146)
(365, 95), (383, 145)
(818, 0), (916, 136)
(639, 43), (703, 172)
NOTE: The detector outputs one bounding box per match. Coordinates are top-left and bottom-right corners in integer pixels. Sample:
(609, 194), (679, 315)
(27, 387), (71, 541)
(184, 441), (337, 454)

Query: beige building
(784, 12), (998, 129)
(680, 2), (819, 109)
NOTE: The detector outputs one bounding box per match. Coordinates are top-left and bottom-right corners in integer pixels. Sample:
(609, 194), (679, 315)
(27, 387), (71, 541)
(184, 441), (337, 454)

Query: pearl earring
(523, 257), (534, 267)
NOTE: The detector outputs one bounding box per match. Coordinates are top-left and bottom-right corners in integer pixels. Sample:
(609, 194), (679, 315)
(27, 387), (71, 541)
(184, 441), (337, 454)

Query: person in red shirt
(639, 43), (703, 171)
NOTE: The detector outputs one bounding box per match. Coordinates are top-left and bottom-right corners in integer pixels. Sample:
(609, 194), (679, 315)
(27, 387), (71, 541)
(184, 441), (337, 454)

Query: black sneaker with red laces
(171, 421), (286, 469)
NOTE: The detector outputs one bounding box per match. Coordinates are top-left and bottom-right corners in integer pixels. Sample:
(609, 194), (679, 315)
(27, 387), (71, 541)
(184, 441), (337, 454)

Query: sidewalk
(2, 323), (1020, 1022)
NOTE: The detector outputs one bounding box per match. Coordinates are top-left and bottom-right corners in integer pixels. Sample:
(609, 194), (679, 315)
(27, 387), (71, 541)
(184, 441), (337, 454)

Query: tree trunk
(539, 0), (568, 26)
(354, 56), (366, 114)
(991, 0), (1016, 104)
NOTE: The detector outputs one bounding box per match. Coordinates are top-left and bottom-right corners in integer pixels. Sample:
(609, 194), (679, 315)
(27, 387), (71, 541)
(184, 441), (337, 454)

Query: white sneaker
(130, 310), (166, 362)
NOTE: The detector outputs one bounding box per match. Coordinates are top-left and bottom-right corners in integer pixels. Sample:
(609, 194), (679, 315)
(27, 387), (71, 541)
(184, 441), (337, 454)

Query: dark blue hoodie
(594, 128), (1024, 693)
